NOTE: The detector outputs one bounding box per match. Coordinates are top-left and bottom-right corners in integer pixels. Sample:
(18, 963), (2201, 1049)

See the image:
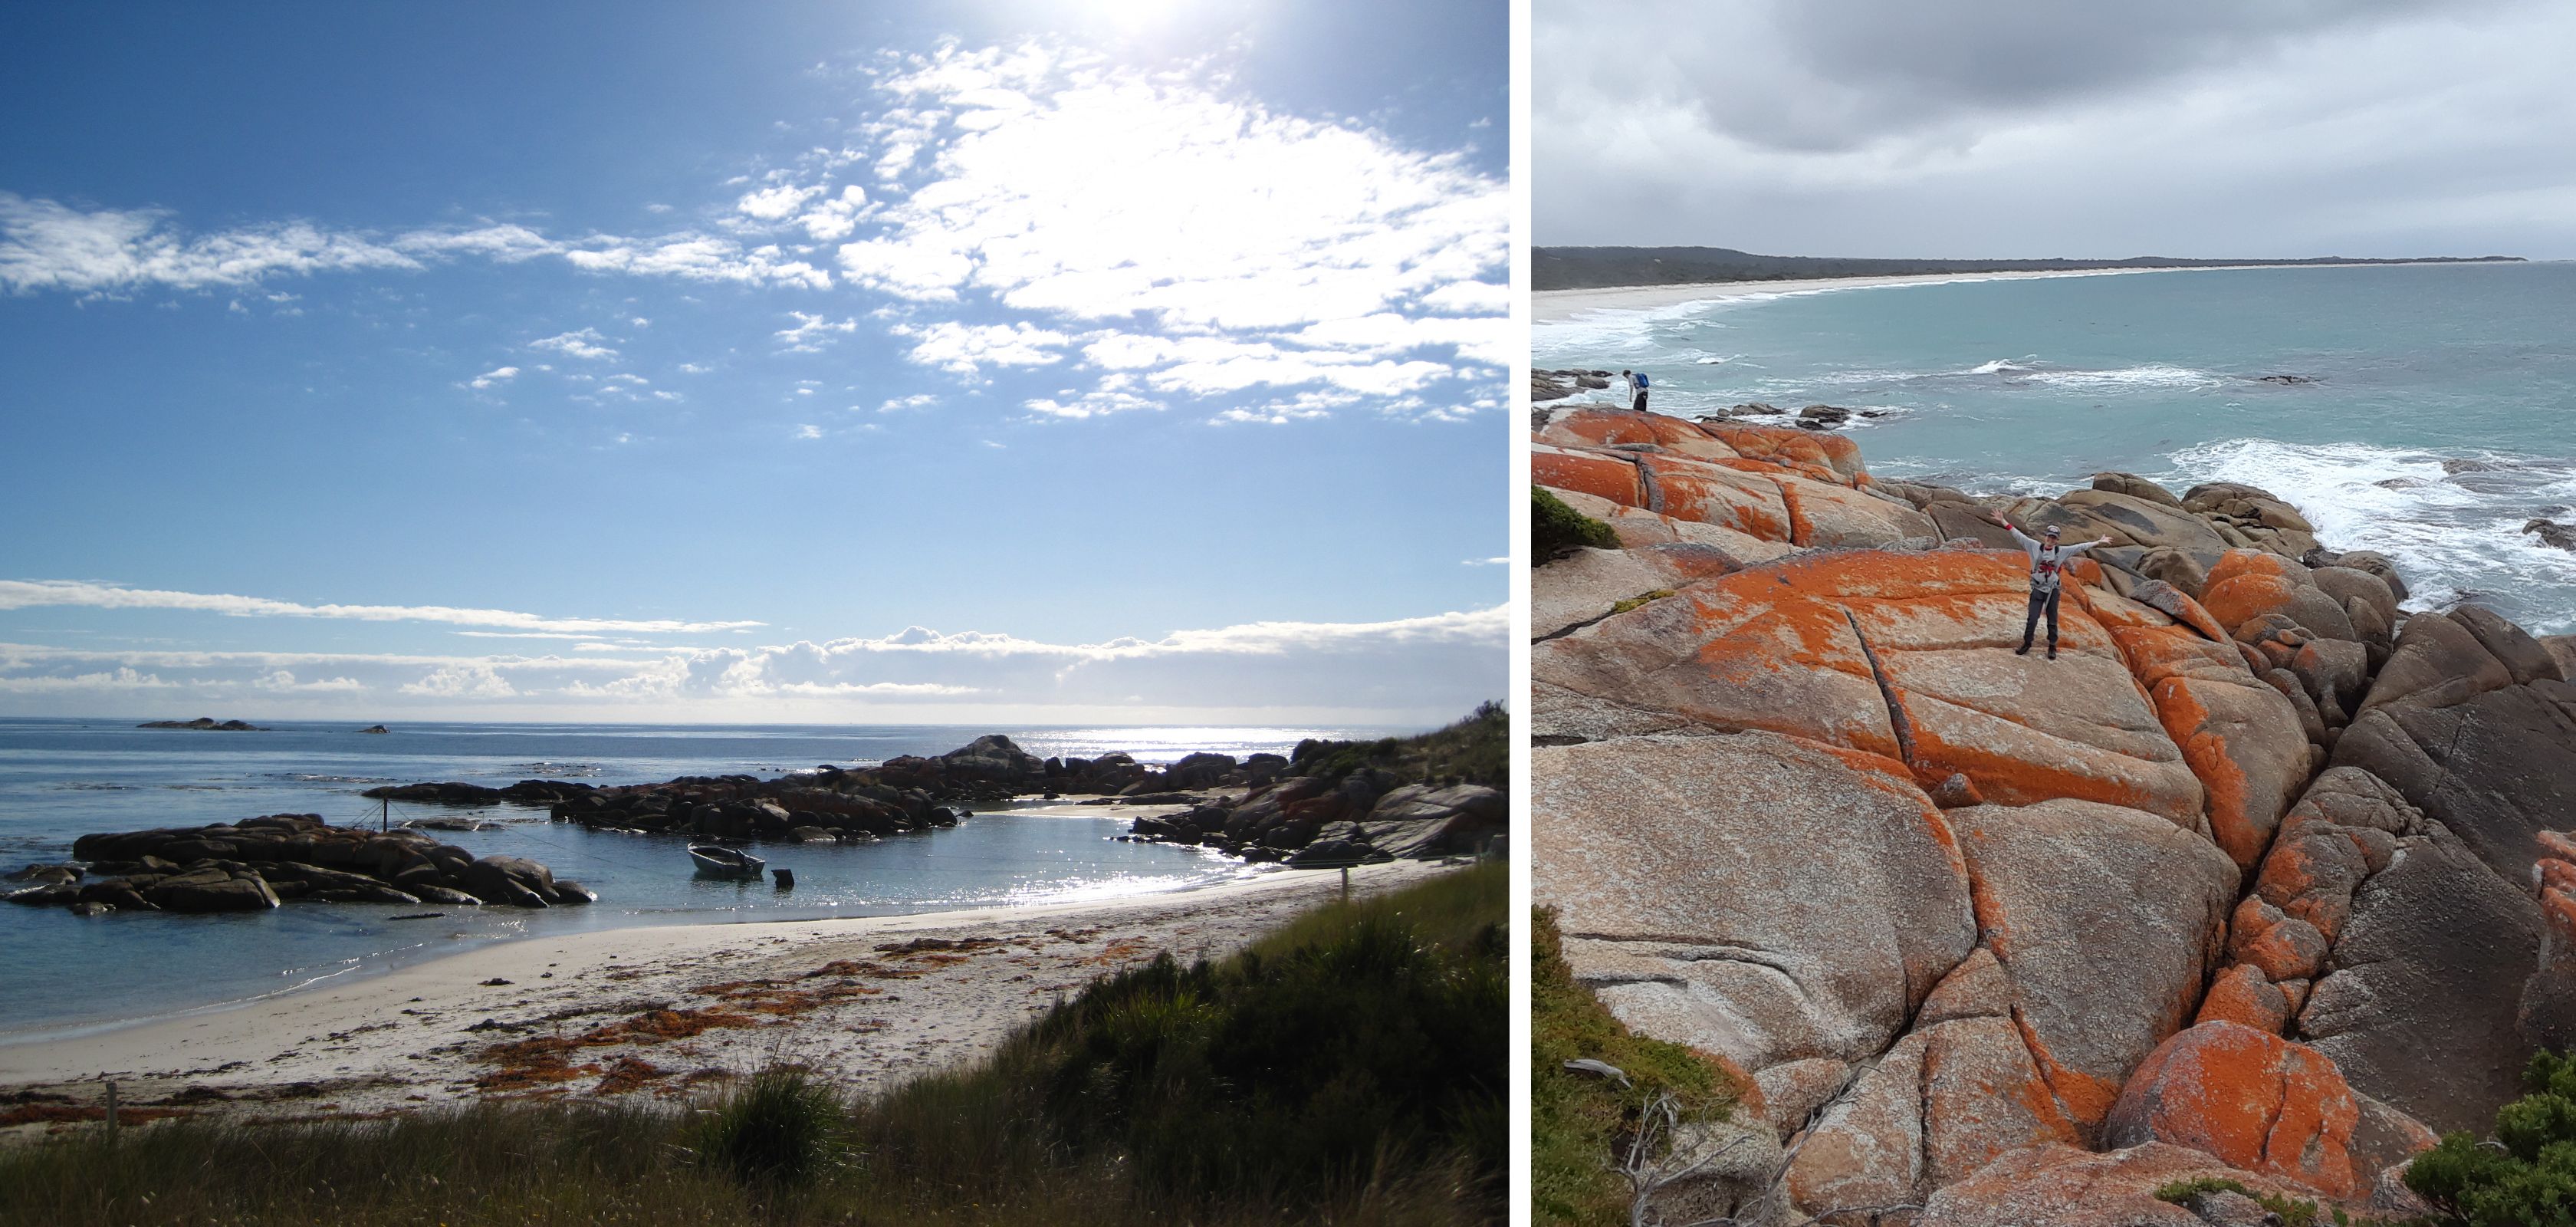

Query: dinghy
(688, 844), (765, 878)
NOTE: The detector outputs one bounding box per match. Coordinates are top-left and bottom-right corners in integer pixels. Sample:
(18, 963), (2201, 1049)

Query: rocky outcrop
(5, 814), (588, 913)
(1536, 732), (1977, 1076)
(364, 779), (596, 806)
(136, 717), (263, 731)
(1533, 404), (2573, 1221)
(2102, 1022), (2372, 1199)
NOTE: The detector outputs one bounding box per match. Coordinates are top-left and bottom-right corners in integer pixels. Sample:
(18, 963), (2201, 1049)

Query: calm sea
(1535, 262), (2576, 633)
(0, 719), (1398, 1040)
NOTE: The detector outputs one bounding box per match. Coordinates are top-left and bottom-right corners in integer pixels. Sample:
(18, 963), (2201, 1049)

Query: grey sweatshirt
(2006, 525), (2099, 594)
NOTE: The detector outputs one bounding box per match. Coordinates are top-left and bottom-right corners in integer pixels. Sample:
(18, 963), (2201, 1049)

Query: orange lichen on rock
(2195, 964), (2292, 1035)
(2103, 1021), (2366, 1200)
(2201, 572), (2311, 636)
(1637, 452), (1794, 540)
(1538, 406), (1750, 463)
(1531, 442), (1644, 508)
(2204, 548), (2308, 592)
(1537, 548), (2220, 827)
(1701, 422), (1868, 485)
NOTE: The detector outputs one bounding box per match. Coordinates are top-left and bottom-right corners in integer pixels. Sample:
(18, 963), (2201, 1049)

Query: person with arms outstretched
(1986, 511), (2113, 660)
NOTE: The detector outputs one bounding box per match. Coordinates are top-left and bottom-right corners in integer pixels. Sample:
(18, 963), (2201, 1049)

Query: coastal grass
(1531, 906), (1743, 1227)
(1290, 699), (1508, 791)
(1533, 487), (1617, 560)
(0, 862), (1506, 1226)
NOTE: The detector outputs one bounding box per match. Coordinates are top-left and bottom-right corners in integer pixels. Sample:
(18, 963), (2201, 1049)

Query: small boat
(688, 844), (766, 879)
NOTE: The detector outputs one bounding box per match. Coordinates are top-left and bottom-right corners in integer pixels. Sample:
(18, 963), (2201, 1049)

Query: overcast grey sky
(1536, 0), (2576, 258)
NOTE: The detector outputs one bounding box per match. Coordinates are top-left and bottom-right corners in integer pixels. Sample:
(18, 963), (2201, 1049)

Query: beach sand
(0, 859), (1453, 1131)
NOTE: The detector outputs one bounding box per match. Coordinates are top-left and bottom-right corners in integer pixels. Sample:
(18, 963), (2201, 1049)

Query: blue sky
(0, 1), (1509, 726)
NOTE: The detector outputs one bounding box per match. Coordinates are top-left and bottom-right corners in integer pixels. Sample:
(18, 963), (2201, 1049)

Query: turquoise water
(1535, 263), (2576, 632)
(0, 719), (1395, 1039)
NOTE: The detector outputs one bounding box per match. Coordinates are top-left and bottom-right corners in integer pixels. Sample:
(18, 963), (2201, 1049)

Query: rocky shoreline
(364, 731), (1507, 869)
(1533, 405), (2576, 1223)
(5, 729), (1506, 922)
(5, 815), (590, 914)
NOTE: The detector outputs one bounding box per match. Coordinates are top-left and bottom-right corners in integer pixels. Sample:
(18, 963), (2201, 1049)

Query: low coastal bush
(2407, 1048), (2576, 1225)
(695, 1066), (848, 1189)
(0, 862), (1506, 1226)
(1290, 699), (1508, 790)
(1532, 906), (1743, 1227)
(2150, 1176), (2356, 1227)
(1534, 487), (1617, 559)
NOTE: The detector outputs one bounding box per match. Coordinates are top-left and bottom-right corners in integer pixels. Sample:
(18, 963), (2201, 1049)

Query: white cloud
(0, 601), (1506, 721)
(468, 364), (519, 390)
(1024, 387), (1158, 419)
(794, 423), (824, 439)
(893, 319), (1069, 373)
(0, 578), (763, 635)
(737, 183), (823, 221)
(774, 311), (859, 352)
(529, 328), (618, 360)
(879, 393), (938, 412)
(795, 185), (872, 241)
(0, 666), (183, 694)
(400, 663), (517, 699)
(0, 195), (839, 295)
(0, 192), (420, 294)
(254, 669), (364, 693)
(811, 45), (1509, 422)
(1462, 557), (1509, 566)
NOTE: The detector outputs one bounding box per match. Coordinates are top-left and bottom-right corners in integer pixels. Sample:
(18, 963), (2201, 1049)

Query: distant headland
(1533, 245), (2525, 292)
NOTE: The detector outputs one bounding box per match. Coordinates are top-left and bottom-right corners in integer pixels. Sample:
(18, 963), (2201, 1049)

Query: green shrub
(2150, 1176), (2364, 1227)
(2407, 1049), (2576, 1225)
(1024, 859), (1508, 1198)
(694, 1065), (847, 1189)
(1290, 700), (1507, 790)
(1535, 487), (1617, 559)
(1532, 906), (1741, 1227)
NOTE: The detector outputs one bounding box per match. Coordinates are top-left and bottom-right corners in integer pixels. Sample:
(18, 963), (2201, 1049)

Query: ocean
(0, 719), (1398, 1041)
(1534, 262), (2576, 633)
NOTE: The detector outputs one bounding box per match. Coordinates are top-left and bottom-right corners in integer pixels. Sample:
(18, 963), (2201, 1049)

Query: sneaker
(2015, 642), (2031, 656)
(2046, 645), (2058, 660)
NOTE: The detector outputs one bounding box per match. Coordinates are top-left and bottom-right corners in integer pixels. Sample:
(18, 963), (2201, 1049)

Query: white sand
(1531, 262), (2514, 324)
(0, 860), (1452, 1129)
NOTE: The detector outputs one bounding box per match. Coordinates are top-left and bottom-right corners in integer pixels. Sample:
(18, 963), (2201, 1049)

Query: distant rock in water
(2527, 518), (2576, 551)
(137, 717), (264, 731)
(2256, 373), (2320, 385)
(356, 724), (390, 734)
(3, 814), (589, 914)
(362, 779), (593, 806)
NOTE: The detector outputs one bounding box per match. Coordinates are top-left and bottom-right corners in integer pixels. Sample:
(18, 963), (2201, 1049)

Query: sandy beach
(0, 859), (1453, 1132)
(1530, 261), (2514, 324)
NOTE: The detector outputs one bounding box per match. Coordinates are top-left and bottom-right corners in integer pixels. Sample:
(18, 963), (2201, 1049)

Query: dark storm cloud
(1536, 0), (2576, 257)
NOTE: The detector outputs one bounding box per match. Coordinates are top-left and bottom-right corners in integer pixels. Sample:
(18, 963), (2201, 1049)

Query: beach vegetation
(2405, 1048), (2576, 1225)
(1290, 699), (1508, 790)
(0, 861), (1506, 1226)
(1534, 487), (1618, 559)
(1532, 906), (1744, 1227)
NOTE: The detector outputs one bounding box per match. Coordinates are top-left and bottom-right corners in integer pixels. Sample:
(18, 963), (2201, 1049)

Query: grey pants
(2022, 587), (2061, 647)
